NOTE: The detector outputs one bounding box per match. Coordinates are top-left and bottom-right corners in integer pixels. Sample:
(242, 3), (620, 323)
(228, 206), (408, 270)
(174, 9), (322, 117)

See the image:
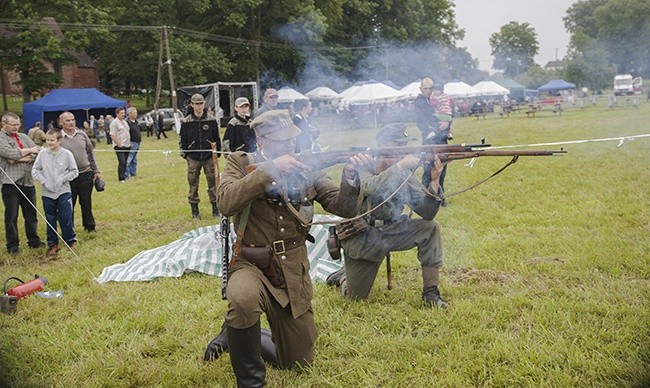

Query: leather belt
(272, 237), (305, 254)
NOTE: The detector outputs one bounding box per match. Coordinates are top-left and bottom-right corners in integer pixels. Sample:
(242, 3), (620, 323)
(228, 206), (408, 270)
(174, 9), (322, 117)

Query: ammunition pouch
(240, 246), (283, 287)
(337, 217), (369, 241)
(327, 226), (341, 260)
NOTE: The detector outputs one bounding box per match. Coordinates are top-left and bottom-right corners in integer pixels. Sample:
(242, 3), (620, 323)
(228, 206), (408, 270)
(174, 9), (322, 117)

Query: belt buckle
(272, 240), (285, 254)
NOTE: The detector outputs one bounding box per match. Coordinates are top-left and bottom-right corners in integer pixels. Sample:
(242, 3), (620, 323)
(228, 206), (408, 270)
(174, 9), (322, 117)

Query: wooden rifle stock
(244, 142), (566, 174)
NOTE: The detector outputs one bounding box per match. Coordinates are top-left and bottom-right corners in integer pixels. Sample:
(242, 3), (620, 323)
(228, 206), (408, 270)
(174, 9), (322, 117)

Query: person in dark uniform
(180, 93), (221, 219)
(217, 110), (370, 386)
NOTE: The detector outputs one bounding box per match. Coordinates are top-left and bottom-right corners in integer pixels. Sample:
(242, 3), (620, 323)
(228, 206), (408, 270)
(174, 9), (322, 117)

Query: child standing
(32, 129), (79, 257)
(428, 84), (454, 140)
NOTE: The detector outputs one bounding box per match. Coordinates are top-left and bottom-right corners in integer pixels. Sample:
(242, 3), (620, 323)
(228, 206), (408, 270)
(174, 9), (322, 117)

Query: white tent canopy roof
(305, 86), (340, 100)
(399, 81), (422, 100)
(444, 81), (480, 97)
(342, 82), (403, 106)
(472, 81), (510, 96)
(277, 86), (308, 103)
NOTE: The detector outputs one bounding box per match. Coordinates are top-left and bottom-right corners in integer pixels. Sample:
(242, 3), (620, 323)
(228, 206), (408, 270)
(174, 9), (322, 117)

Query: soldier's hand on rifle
(430, 155), (444, 179)
(272, 154), (312, 174)
(395, 155), (421, 172)
(343, 153), (372, 180)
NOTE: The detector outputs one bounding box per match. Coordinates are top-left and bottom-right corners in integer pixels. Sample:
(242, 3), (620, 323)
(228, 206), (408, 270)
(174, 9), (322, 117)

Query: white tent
(399, 81), (422, 100)
(342, 82), (403, 106)
(305, 86), (340, 100)
(444, 81), (480, 98)
(339, 84), (362, 100)
(473, 81), (510, 96)
(277, 86), (308, 103)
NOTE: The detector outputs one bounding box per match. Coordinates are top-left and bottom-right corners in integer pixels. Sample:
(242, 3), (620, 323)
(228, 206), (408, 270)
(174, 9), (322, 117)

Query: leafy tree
(564, 0), (650, 76)
(0, 0), (113, 101)
(489, 22), (539, 77)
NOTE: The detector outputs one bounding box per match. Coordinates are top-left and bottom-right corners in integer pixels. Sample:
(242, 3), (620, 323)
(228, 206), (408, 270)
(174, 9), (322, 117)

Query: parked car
(137, 108), (181, 132)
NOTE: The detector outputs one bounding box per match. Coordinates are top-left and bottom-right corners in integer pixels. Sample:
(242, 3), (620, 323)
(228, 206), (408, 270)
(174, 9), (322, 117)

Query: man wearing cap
(326, 124), (448, 309)
(223, 97), (256, 153)
(254, 88), (279, 117)
(180, 93), (221, 219)
(217, 110), (370, 386)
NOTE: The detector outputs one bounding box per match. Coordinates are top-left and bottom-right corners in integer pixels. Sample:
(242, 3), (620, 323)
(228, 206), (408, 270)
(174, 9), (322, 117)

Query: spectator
(60, 111), (102, 233)
(0, 112), (44, 254)
(223, 97), (256, 153)
(109, 107), (131, 182)
(144, 113), (154, 137)
(27, 121), (46, 146)
(89, 115), (100, 141)
(125, 107), (141, 178)
(293, 99), (320, 152)
(32, 129), (79, 257)
(156, 111), (168, 139)
(254, 88), (279, 117)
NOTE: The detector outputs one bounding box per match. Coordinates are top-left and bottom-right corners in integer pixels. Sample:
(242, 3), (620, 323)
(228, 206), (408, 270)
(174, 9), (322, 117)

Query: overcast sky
(454, 0), (576, 72)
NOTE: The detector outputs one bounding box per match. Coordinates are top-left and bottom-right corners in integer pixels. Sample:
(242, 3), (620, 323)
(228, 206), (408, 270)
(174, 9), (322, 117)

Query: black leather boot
(190, 203), (200, 219)
(204, 322), (228, 361)
(227, 321), (266, 387)
(422, 266), (448, 308)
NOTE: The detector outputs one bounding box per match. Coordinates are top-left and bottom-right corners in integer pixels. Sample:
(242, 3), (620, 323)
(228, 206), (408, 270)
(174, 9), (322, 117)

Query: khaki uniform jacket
(218, 151), (360, 319)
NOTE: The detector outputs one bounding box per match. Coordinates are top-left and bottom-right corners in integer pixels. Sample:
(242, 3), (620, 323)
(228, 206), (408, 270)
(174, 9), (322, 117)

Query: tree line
(1, 0), (648, 102)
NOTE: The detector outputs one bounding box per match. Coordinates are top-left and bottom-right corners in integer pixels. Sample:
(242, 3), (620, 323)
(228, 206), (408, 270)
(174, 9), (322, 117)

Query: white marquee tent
(399, 81), (422, 100)
(277, 86), (308, 103)
(444, 81), (480, 98)
(473, 81), (510, 96)
(305, 86), (340, 100)
(342, 81), (403, 106)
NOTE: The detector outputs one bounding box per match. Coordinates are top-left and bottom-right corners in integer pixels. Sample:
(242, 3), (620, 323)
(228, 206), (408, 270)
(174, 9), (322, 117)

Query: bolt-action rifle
(244, 141), (566, 174)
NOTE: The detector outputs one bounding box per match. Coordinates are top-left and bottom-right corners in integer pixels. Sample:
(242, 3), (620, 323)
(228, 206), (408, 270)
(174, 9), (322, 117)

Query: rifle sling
(442, 155), (519, 198)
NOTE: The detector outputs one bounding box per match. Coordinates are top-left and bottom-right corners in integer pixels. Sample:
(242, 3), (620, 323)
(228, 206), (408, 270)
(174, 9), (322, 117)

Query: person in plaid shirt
(0, 112), (44, 254)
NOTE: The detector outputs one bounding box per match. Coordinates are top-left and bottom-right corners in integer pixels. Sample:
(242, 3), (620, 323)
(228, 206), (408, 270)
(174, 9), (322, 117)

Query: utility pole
(162, 26), (178, 114)
(153, 28), (164, 114)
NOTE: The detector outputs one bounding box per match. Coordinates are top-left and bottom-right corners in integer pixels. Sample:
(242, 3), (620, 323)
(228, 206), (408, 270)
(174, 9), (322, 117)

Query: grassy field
(1, 102), (649, 387)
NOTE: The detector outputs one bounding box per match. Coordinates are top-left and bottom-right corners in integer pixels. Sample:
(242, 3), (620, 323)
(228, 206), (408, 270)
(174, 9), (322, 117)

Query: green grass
(1, 103), (649, 387)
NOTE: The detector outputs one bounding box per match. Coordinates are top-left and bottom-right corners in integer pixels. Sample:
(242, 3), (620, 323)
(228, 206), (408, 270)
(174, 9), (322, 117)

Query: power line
(0, 20), (387, 52)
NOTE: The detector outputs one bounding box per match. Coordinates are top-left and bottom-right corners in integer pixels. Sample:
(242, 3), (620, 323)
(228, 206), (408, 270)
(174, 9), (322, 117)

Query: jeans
(2, 184), (41, 251)
(70, 170), (96, 231)
(126, 141), (140, 177)
(43, 192), (76, 246)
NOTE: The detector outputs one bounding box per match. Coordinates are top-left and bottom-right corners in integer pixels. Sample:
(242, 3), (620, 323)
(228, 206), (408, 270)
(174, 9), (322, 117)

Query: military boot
(211, 202), (220, 218)
(204, 322), (228, 361)
(326, 268), (346, 287)
(226, 320), (266, 387)
(422, 266), (448, 309)
(190, 203), (200, 219)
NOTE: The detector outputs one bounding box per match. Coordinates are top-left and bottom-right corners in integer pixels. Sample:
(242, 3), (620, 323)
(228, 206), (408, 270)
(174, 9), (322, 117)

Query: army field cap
(235, 97), (250, 107)
(251, 110), (301, 141)
(191, 93), (205, 103)
(375, 123), (414, 145)
(264, 88), (279, 98)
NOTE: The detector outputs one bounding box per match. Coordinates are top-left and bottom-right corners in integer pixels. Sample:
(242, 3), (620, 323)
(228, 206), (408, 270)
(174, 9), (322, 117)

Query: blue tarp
(538, 79), (576, 93)
(23, 88), (126, 131)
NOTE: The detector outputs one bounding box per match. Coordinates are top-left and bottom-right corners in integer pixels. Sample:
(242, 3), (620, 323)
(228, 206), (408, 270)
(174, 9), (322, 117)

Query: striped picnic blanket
(95, 214), (344, 284)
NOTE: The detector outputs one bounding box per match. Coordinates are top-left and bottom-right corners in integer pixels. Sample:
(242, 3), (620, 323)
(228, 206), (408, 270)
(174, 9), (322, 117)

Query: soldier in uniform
(327, 124), (448, 308)
(217, 110), (370, 386)
(179, 93), (221, 219)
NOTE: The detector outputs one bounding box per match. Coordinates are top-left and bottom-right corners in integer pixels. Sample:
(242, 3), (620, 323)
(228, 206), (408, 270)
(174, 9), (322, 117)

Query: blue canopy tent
(23, 88), (126, 131)
(538, 79), (576, 93)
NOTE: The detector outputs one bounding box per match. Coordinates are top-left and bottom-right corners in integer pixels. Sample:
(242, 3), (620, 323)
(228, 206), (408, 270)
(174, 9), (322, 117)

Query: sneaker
(422, 286), (448, 309)
(46, 245), (59, 257)
(326, 268), (346, 287)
